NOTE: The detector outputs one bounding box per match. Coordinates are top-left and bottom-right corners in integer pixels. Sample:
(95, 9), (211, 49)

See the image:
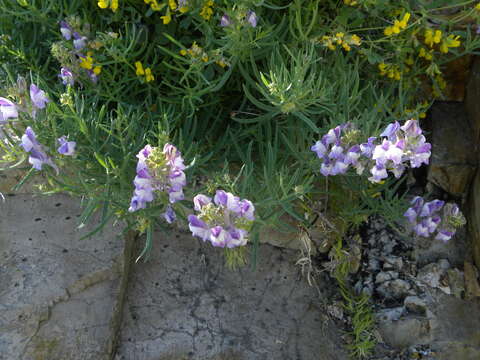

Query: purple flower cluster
(404, 197), (465, 242)
(21, 127), (58, 173)
(60, 21), (87, 50)
(128, 144), (186, 223)
(311, 119), (431, 183)
(220, 10), (258, 28)
(188, 190), (255, 248)
(370, 120), (431, 182)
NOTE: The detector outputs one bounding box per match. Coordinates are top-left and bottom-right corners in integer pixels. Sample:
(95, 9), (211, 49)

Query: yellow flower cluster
(418, 47), (433, 61)
(80, 52), (102, 75)
(476, 3), (480, 10)
(378, 63), (401, 80)
(98, 0), (118, 12)
(384, 13), (410, 36)
(343, 0), (357, 5)
(144, 0), (162, 11)
(143, 0), (188, 24)
(424, 29), (461, 54)
(199, 0), (214, 21)
(321, 32), (361, 51)
(135, 61), (154, 82)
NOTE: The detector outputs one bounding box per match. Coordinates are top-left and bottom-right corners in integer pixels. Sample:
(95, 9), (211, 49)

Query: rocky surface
(351, 218), (480, 360)
(116, 229), (346, 360)
(427, 101), (477, 197)
(0, 194), (133, 360)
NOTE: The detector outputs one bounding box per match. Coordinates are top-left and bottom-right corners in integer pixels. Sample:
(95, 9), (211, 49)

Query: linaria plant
(1, 0), (477, 357)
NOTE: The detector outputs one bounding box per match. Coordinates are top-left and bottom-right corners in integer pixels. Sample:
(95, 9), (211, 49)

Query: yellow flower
(200, 0), (214, 20)
(98, 0), (108, 9)
(350, 34), (361, 46)
(80, 54), (94, 70)
(135, 61), (145, 76)
(93, 66), (102, 75)
(169, 0), (176, 10)
(405, 56), (414, 65)
(145, 68), (154, 82)
(180, 49), (187, 56)
(344, 0), (357, 5)
(216, 59), (227, 68)
(98, 0), (118, 11)
(424, 29), (442, 47)
(145, 0), (161, 11)
(419, 47), (433, 60)
(342, 42), (351, 51)
(161, 9), (172, 24)
(398, 13), (410, 28)
(201, 55), (209, 62)
(384, 12), (410, 36)
(476, 3), (480, 10)
(335, 32), (345, 44)
(378, 63), (387, 75)
(439, 34), (461, 54)
(179, 6), (188, 13)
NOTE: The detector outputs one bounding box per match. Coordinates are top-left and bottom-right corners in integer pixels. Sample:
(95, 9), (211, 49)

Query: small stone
(404, 296), (427, 314)
(383, 256), (403, 271)
(377, 279), (411, 300)
(417, 261), (448, 289)
(375, 306), (405, 322)
(368, 258), (380, 271)
(376, 272), (392, 284)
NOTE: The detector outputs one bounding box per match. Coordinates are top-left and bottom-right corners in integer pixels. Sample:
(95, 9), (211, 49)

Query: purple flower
(420, 199), (444, 217)
(59, 68), (74, 86)
(193, 194), (212, 211)
(220, 14), (231, 27)
(380, 121), (400, 141)
(0, 97), (18, 122)
(60, 21), (72, 40)
(21, 127), (58, 173)
(57, 136), (76, 156)
(73, 32), (87, 50)
(246, 10), (258, 27)
(188, 190), (255, 248)
(435, 229), (454, 242)
(311, 140), (327, 158)
(404, 197), (464, 242)
(210, 226), (228, 247)
(214, 190), (241, 214)
(128, 143), (186, 217)
(369, 164), (388, 183)
(239, 199), (255, 221)
(30, 84), (49, 109)
(163, 205), (176, 224)
(188, 214), (210, 241)
(401, 119), (422, 137)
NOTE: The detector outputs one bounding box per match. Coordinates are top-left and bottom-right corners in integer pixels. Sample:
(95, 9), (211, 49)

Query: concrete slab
(0, 194), (132, 360)
(116, 229), (346, 360)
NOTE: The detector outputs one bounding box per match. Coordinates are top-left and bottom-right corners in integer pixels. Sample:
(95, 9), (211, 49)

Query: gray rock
(416, 260), (451, 293)
(378, 317), (430, 349)
(382, 256), (403, 271)
(428, 294), (480, 360)
(375, 307), (405, 322)
(427, 102), (477, 197)
(404, 296), (427, 314)
(0, 194), (132, 360)
(116, 229), (347, 360)
(377, 279), (411, 300)
(368, 258), (380, 271)
(446, 268), (465, 299)
(375, 271), (399, 284)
